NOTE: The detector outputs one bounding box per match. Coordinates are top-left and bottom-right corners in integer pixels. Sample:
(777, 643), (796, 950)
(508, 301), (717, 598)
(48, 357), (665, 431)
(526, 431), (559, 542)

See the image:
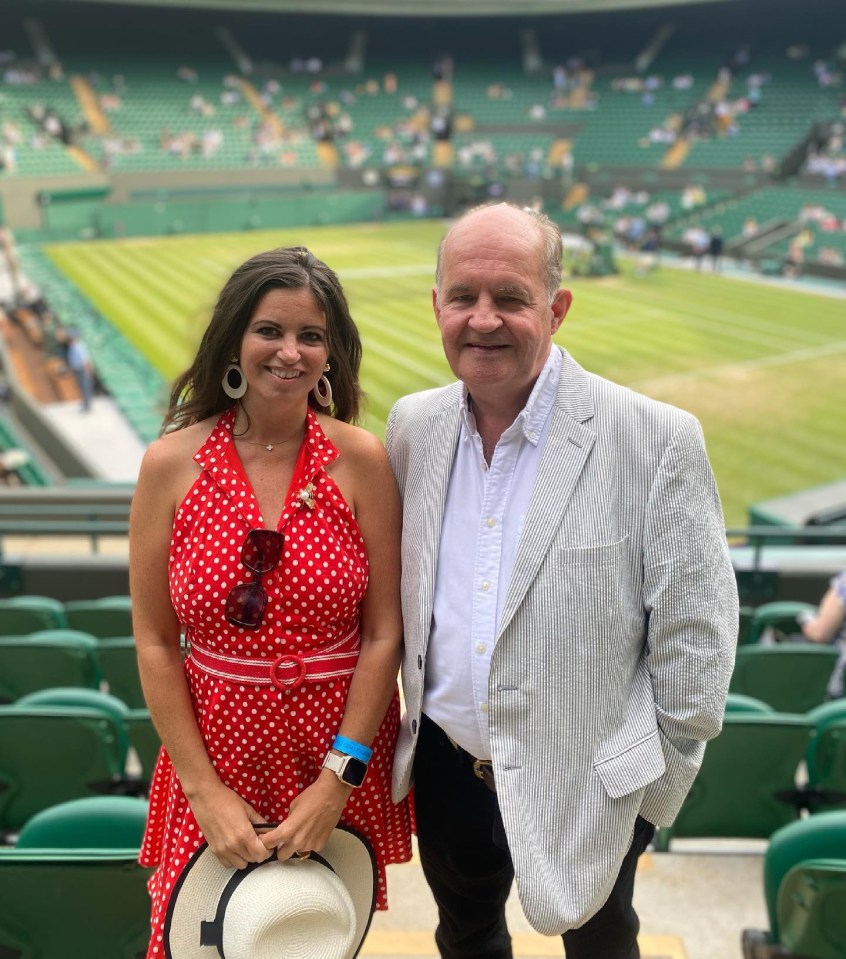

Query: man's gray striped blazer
(385, 346), (738, 936)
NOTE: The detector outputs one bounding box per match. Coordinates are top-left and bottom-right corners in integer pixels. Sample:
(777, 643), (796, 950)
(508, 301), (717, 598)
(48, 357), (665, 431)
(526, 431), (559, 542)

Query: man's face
(433, 208), (571, 410)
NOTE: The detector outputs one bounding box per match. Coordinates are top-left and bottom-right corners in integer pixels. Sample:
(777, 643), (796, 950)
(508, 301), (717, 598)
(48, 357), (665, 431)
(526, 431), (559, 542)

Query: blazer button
(411, 719), (418, 734)
(417, 655), (423, 669)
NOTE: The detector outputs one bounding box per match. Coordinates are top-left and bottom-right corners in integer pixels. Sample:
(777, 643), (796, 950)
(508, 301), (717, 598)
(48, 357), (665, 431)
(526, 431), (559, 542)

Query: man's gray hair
(435, 203), (563, 304)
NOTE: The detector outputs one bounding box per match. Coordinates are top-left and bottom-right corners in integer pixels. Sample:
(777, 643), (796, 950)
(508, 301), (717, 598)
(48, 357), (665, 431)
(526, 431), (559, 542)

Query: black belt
(448, 735), (496, 792)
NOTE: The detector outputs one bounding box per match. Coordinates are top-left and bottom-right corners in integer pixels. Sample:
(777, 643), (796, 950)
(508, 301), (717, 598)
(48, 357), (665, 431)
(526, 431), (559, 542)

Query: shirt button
(486, 517), (496, 528)
(480, 580), (490, 592)
(480, 702), (489, 713)
(528, 430), (538, 442)
(476, 643), (486, 654)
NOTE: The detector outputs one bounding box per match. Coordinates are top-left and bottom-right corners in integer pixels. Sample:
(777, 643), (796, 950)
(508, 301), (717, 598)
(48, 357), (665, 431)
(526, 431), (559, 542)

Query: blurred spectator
(800, 571), (846, 698)
(708, 227), (724, 272)
(66, 327), (94, 412)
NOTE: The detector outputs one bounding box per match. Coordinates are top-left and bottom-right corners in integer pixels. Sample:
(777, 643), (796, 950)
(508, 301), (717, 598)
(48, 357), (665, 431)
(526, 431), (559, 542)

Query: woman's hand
(188, 780), (271, 869)
(259, 771), (352, 861)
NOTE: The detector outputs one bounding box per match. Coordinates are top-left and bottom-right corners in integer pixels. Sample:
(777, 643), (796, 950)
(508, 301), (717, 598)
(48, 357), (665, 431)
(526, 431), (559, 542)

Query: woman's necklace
(232, 406), (304, 452)
(233, 436), (287, 452)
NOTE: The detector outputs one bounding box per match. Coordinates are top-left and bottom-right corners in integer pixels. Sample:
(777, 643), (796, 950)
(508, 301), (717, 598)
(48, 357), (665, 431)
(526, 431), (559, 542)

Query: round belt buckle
(270, 653), (307, 690)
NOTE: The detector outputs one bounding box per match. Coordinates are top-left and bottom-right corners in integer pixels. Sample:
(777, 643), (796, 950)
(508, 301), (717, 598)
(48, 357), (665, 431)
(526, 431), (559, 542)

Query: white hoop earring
(313, 364), (333, 408)
(222, 361), (247, 400)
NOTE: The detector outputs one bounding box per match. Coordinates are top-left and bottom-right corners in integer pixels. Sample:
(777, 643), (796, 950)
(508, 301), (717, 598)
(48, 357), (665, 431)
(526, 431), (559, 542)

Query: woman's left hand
(258, 771), (352, 860)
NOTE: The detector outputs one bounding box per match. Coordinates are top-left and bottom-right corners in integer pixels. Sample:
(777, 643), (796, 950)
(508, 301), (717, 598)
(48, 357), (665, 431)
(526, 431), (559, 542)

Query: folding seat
(17, 687), (132, 770)
(0, 795), (152, 959)
(742, 811), (846, 959)
(16, 795), (149, 849)
(0, 706), (131, 836)
(803, 700), (846, 813)
(64, 595), (133, 639)
(747, 601), (818, 644)
(125, 708), (161, 780)
(729, 644), (839, 713)
(724, 693), (773, 714)
(98, 636), (146, 708)
(0, 595), (66, 635)
(0, 634), (101, 703)
(654, 714), (813, 850)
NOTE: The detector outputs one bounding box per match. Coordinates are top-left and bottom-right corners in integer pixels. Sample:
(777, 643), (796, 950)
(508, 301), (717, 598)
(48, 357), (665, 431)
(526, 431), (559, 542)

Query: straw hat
(164, 825), (376, 959)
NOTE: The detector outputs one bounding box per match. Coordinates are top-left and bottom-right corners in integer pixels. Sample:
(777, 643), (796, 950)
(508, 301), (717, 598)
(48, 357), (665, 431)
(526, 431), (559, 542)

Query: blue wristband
(332, 734), (373, 764)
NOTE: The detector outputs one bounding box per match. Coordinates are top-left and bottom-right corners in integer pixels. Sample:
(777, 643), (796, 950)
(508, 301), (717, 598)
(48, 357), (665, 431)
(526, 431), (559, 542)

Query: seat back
(807, 720), (846, 812)
(0, 596), (67, 635)
(0, 636), (101, 703)
(765, 811), (846, 942)
(125, 709), (161, 779)
(0, 707), (125, 833)
(729, 644), (839, 712)
(18, 687), (131, 768)
(0, 850), (152, 959)
(777, 859), (846, 959)
(666, 714), (812, 843)
(748, 601), (817, 644)
(724, 693), (773, 714)
(64, 596), (133, 639)
(98, 637), (146, 708)
(17, 795), (149, 849)
(806, 701), (846, 784)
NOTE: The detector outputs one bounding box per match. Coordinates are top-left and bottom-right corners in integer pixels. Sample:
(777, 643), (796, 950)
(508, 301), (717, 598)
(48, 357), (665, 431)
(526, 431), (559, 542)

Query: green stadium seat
(654, 714), (812, 851)
(64, 595), (133, 639)
(741, 811), (846, 959)
(724, 693), (773, 714)
(17, 687), (132, 769)
(0, 849), (152, 959)
(0, 596), (67, 635)
(16, 795), (149, 850)
(125, 708), (161, 779)
(747, 601), (817, 644)
(0, 706), (129, 835)
(0, 634), (101, 703)
(98, 637), (146, 709)
(729, 644), (839, 713)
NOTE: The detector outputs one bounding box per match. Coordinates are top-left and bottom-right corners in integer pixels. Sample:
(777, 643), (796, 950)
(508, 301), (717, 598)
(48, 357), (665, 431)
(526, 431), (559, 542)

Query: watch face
(343, 757), (368, 787)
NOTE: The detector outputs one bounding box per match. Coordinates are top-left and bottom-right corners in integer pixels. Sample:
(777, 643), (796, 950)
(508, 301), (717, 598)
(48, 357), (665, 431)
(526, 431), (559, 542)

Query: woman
(130, 246), (412, 957)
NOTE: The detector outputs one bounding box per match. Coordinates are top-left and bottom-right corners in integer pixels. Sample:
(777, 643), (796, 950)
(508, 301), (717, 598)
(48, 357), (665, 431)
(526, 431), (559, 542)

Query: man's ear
(550, 288), (573, 334)
(432, 287), (441, 325)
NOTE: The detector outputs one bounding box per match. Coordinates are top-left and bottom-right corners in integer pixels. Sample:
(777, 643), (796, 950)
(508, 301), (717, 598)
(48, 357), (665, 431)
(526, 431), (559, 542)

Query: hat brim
(164, 824), (377, 959)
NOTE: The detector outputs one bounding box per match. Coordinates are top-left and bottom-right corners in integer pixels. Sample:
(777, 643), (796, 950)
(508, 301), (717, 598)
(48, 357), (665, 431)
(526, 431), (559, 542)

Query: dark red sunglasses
(225, 529), (284, 629)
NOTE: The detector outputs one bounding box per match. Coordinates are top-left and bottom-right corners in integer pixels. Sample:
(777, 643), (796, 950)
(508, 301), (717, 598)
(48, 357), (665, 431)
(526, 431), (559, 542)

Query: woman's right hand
(188, 780), (271, 869)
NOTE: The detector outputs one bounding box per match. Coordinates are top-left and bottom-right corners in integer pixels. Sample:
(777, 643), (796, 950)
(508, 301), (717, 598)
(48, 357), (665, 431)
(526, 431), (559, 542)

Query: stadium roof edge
(16, 0), (743, 15)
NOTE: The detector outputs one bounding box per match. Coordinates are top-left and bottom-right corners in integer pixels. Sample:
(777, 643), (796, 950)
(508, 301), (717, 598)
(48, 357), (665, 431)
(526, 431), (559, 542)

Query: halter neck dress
(139, 407), (412, 957)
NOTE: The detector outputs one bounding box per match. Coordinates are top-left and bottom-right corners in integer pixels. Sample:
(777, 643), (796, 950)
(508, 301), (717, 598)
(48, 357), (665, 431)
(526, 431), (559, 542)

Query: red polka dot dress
(139, 407), (413, 957)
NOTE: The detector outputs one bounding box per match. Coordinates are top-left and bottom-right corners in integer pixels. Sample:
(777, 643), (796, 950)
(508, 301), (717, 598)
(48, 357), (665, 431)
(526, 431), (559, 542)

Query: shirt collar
(459, 346), (561, 446)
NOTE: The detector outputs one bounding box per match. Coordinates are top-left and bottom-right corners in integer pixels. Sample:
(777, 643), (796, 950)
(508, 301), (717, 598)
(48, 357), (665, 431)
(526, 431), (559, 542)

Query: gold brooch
(297, 483), (316, 509)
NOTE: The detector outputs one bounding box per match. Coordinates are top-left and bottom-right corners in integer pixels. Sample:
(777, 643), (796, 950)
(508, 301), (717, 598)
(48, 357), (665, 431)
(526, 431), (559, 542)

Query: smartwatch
(322, 750), (368, 788)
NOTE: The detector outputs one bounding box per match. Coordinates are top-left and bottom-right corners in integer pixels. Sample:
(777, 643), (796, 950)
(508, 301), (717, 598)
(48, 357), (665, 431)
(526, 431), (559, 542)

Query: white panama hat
(164, 825), (376, 959)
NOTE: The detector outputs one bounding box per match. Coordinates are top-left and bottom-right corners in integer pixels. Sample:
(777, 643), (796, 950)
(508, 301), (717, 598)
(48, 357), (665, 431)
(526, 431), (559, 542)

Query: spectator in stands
(386, 203), (737, 959)
(129, 246), (412, 958)
(708, 227), (725, 272)
(65, 327), (94, 412)
(800, 571), (846, 698)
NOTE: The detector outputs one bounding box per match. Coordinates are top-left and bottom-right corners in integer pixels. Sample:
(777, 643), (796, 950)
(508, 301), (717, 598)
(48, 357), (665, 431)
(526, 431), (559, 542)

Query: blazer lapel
(497, 352), (596, 638)
(416, 396), (462, 651)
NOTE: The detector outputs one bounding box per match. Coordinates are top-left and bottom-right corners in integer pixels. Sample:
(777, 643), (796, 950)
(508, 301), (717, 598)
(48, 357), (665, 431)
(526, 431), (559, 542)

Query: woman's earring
(312, 363), (333, 408)
(222, 358), (247, 399)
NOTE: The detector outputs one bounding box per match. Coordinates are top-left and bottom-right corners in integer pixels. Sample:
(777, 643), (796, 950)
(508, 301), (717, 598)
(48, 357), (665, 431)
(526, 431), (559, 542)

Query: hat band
(199, 853), (337, 958)
(188, 627), (359, 691)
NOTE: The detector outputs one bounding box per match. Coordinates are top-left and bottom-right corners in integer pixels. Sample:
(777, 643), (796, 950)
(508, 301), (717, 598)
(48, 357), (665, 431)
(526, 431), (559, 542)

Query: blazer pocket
(593, 731), (666, 799)
(554, 534), (629, 567)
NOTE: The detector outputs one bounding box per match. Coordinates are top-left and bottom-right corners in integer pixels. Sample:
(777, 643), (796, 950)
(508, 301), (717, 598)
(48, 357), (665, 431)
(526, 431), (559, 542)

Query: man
(386, 203), (737, 959)
(66, 327), (94, 412)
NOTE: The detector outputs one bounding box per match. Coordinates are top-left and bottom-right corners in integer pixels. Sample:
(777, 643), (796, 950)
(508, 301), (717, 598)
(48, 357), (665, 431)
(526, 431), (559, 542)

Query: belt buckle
(270, 653), (307, 691)
(473, 758), (496, 792)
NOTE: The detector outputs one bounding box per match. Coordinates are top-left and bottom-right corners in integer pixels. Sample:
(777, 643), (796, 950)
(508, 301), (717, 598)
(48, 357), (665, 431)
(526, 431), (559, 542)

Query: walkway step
(70, 74), (110, 134)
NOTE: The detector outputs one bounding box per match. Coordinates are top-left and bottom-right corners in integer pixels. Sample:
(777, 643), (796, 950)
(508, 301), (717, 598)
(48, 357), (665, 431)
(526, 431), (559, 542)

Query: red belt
(187, 627), (360, 691)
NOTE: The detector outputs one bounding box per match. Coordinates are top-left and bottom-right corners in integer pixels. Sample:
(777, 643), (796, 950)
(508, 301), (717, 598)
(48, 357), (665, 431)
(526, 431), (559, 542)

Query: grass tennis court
(44, 221), (846, 527)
